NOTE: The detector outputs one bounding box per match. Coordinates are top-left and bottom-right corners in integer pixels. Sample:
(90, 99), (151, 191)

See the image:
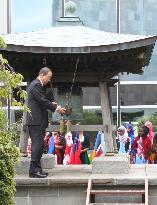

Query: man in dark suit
(26, 67), (65, 178)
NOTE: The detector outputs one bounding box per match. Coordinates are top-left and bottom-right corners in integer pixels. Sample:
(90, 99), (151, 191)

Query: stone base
(16, 154), (56, 175)
(92, 153), (130, 174)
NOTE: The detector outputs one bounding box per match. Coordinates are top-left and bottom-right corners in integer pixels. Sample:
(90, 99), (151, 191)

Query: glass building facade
(60, 0), (157, 125)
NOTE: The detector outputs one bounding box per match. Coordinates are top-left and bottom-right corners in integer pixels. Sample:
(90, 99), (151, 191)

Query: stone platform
(92, 154), (130, 174)
(14, 157), (157, 205)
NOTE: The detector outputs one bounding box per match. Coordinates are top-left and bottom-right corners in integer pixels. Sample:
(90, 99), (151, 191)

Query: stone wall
(15, 185), (86, 205)
(14, 162), (157, 205)
(14, 184), (157, 205)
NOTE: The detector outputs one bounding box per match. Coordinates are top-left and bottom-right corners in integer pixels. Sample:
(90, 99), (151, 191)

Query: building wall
(59, 0), (157, 82)
(0, 0), (11, 34)
(60, 0), (157, 122)
(120, 0), (157, 81)
(0, 0), (9, 34)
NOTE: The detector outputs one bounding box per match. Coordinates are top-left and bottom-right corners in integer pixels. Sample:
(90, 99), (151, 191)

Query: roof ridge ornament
(65, 1), (77, 17)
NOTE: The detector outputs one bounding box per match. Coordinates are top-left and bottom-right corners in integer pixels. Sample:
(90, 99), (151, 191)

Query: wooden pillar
(19, 81), (30, 154)
(99, 81), (113, 153)
(19, 110), (29, 154)
(108, 87), (118, 153)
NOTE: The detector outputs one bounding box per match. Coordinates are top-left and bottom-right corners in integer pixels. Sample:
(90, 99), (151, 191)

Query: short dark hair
(142, 125), (149, 136)
(39, 67), (52, 76)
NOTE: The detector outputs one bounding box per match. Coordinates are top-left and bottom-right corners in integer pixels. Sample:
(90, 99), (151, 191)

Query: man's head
(38, 67), (52, 85)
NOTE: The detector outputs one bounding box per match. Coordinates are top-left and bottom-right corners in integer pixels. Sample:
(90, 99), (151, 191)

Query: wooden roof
(1, 26), (156, 54)
(1, 26), (156, 85)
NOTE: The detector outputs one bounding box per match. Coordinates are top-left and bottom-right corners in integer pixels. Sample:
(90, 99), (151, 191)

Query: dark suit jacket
(26, 78), (57, 127)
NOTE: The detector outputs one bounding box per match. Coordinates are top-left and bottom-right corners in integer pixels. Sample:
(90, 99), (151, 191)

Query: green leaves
(0, 111), (20, 205)
(0, 36), (25, 205)
(0, 124), (19, 205)
(137, 113), (157, 132)
(0, 36), (7, 48)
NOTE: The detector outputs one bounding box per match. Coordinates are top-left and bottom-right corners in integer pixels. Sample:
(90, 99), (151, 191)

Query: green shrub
(83, 110), (103, 125)
(0, 36), (27, 205)
(0, 111), (19, 205)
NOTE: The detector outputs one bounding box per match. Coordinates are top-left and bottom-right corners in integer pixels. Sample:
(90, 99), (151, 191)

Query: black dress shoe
(40, 171), (48, 176)
(29, 171), (47, 178)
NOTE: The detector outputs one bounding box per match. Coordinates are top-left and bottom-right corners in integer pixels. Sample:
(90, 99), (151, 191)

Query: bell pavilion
(1, 17), (156, 152)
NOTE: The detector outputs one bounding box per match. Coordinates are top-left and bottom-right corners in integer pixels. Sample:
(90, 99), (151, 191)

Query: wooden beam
(90, 189), (145, 195)
(53, 73), (100, 83)
(86, 179), (92, 205)
(145, 178), (148, 205)
(46, 125), (116, 132)
(99, 81), (114, 152)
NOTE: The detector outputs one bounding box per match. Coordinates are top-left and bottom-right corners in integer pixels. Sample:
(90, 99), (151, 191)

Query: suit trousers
(28, 125), (46, 174)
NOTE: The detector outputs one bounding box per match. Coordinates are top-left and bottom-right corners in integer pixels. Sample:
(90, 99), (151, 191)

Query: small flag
(69, 132), (82, 164)
(137, 138), (144, 159)
(48, 133), (55, 155)
(63, 132), (73, 165)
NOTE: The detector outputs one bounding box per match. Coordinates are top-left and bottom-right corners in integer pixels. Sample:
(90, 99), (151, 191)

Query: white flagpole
(116, 0), (121, 127)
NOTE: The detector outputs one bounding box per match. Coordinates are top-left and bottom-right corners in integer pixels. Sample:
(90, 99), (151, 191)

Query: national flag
(63, 131), (73, 165)
(96, 144), (103, 157)
(69, 132), (82, 164)
(94, 131), (101, 151)
(91, 132), (103, 160)
(48, 133), (55, 155)
(137, 138), (144, 159)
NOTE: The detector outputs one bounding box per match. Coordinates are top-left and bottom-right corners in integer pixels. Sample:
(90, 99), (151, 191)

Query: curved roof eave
(1, 26), (156, 54)
(1, 37), (156, 54)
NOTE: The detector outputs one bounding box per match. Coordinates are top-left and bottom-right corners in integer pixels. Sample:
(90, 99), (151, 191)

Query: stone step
(16, 154), (55, 175)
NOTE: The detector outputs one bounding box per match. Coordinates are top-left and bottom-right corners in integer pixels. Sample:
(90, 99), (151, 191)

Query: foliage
(0, 36), (27, 205)
(10, 122), (21, 146)
(0, 111), (19, 205)
(83, 111), (102, 125)
(137, 113), (157, 133)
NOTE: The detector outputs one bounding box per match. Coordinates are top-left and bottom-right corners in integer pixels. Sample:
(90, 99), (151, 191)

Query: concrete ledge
(14, 164), (157, 186)
(92, 154), (130, 174)
(16, 154), (55, 175)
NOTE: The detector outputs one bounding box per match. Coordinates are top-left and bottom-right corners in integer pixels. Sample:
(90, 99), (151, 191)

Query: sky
(12, 0), (54, 32)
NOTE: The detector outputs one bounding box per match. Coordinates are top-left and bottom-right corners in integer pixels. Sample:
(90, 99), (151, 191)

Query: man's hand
(57, 106), (66, 115)
(52, 102), (66, 115)
(52, 102), (58, 106)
